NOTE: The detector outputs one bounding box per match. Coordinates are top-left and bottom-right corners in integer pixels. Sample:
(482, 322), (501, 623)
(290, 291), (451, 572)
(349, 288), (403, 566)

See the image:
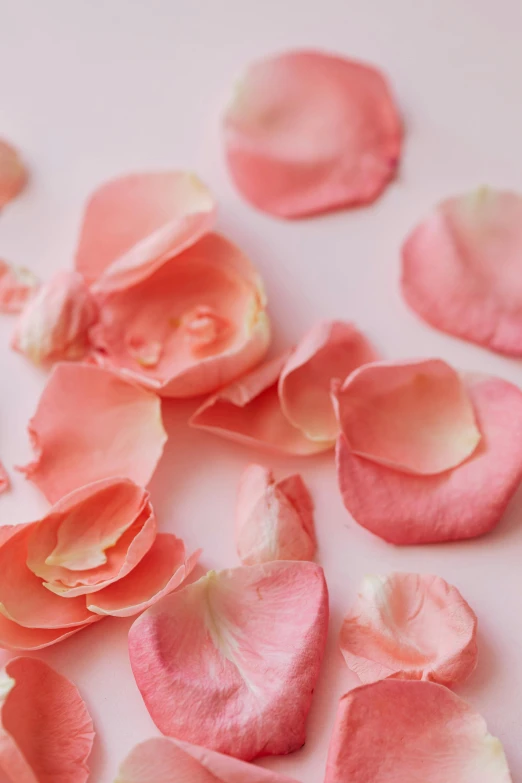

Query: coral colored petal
(279, 321), (378, 441)
(0, 463), (9, 495)
(236, 464), (316, 564)
(0, 261), (39, 314)
(0, 140), (27, 208)
(0, 657), (94, 783)
(325, 680), (512, 783)
(75, 172), (216, 290)
(224, 51), (402, 218)
(402, 188), (522, 356)
(335, 358), (481, 475)
(129, 560), (329, 760)
(340, 573), (477, 685)
(336, 374), (522, 544)
(19, 363), (167, 502)
(0, 614), (89, 651)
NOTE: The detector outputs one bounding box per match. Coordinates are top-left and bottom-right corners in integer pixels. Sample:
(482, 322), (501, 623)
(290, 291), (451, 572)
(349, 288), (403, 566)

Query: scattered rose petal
(0, 463), (9, 495)
(75, 171), (216, 291)
(0, 140), (27, 208)
(325, 679), (512, 783)
(0, 261), (39, 314)
(236, 464), (316, 564)
(336, 373), (522, 544)
(224, 50), (402, 218)
(402, 188), (522, 356)
(129, 560), (328, 760)
(339, 573), (478, 685)
(0, 657), (94, 783)
(19, 363), (167, 502)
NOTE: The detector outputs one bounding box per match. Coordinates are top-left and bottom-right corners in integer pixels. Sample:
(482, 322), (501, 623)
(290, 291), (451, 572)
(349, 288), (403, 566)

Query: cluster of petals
(0, 139), (27, 208)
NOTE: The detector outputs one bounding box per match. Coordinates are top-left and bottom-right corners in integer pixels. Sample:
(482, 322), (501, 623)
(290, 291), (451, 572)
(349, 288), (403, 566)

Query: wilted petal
(0, 261), (39, 314)
(0, 140), (27, 208)
(129, 561), (328, 760)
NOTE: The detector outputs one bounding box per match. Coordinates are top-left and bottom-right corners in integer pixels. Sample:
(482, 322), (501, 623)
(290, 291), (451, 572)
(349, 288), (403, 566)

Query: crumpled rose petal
(334, 358), (481, 475)
(324, 679), (512, 783)
(115, 737), (299, 783)
(0, 261), (39, 314)
(224, 50), (402, 218)
(75, 171), (216, 291)
(402, 188), (522, 356)
(0, 657), (94, 783)
(12, 270), (98, 366)
(339, 573), (478, 685)
(336, 374), (522, 544)
(0, 140), (27, 208)
(19, 363), (167, 502)
(236, 464), (316, 564)
(128, 560), (328, 760)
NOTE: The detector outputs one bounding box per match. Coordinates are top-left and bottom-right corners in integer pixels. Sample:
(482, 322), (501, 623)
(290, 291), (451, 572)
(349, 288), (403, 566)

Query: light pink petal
(0, 140), (27, 208)
(0, 614), (89, 651)
(334, 358), (481, 475)
(19, 363), (167, 502)
(224, 51), (402, 218)
(336, 374), (522, 544)
(402, 188), (522, 356)
(0, 261), (39, 314)
(236, 464), (316, 564)
(75, 172), (216, 291)
(279, 321), (378, 442)
(0, 657), (94, 783)
(87, 534), (200, 617)
(128, 560), (329, 760)
(325, 680), (512, 783)
(0, 464), (9, 495)
(191, 352), (330, 454)
(340, 573), (477, 685)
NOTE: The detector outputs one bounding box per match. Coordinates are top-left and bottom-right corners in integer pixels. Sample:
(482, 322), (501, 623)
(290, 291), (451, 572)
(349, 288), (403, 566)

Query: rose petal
(0, 140), (27, 208)
(0, 657), (94, 783)
(236, 464), (316, 564)
(0, 463), (9, 495)
(402, 188), (522, 356)
(115, 737), (299, 783)
(279, 321), (378, 442)
(325, 680), (512, 783)
(0, 614), (87, 651)
(19, 363), (167, 502)
(340, 573), (477, 685)
(334, 358), (481, 475)
(75, 172), (216, 291)
(128, 560), (328, 760)
(336, 374), (522, 544)
(224, 50), (402, 218)
(0, 261), (39, 314)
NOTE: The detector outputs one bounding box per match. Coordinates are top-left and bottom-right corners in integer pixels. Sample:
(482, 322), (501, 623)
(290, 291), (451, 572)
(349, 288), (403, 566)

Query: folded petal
(0, 261), (39, 314)
(334, 358), (481, 475)
(236, 464), (316, 564)
(0, 614), (88, 651)
(340, 573), (477, 685)
(336, 374), (522, 544)
(19, 363), (167, 502)
(0, 140), (27, 208)
(128, 560), (329, 760)
(279, 321), (377, 442)
(402, 188), (522, 356)
(75, 172), (216, 290)
(224, 50), (402, 218)
(0, 657), (94, 783)
(325, 680), (512, 783)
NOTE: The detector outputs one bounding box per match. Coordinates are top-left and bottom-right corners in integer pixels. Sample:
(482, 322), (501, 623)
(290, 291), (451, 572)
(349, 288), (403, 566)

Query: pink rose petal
(334, 358), (481, 475)
(236, 464), (316, 564)
(19, 363), (167, 502)
(0, 463), (9, 495)
(340, 573), (477, 685)
(224, 50), (402, 218)
(129, 560), (329, 760)
(0, 140), (27, 208)
(336, 374), (522, 544)
(0, 261), (39, 314)
(325, 680), (512, 783)
(75, 172), (216, 291)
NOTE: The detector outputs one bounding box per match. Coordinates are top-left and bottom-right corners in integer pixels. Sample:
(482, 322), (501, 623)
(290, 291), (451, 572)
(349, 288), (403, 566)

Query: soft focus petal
(129, 560), (329, 760)
(0, 261), (39, 314)
(340, 573), (477, 685)
(0, 463), (8, 495)
(0, 140), (27, 208)
(279, 321), (377, 441)
(75, 172), (216, 290)
(334, 358), (481, 475)
(325, 680), (512, 783)
(236, 464), (316, 564)
(224, 50), (402, 218)
(336, 374), (522, 544)
(19, 363), (167, 502)
(402, 188), (522, 356)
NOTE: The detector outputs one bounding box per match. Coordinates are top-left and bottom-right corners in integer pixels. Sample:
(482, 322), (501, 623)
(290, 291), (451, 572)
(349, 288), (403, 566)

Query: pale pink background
(2, 1), (522, 781)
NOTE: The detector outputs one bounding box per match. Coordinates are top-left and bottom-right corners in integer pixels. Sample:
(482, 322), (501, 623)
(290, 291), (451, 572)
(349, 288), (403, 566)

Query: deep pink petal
(0, 140), (27, 208)
(0, 261), (39, 314)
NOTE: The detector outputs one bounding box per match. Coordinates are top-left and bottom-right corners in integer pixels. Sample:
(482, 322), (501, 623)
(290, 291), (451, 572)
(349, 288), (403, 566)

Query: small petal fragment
(340, 573), (477, 685)
(0, 261), (39, 314)
(325, 680), (512, 783)
(224, 51), (402, 218)
(0, 463), (9, 495)
(0, 140), (27, 208)
(129, 560), (329, 760)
